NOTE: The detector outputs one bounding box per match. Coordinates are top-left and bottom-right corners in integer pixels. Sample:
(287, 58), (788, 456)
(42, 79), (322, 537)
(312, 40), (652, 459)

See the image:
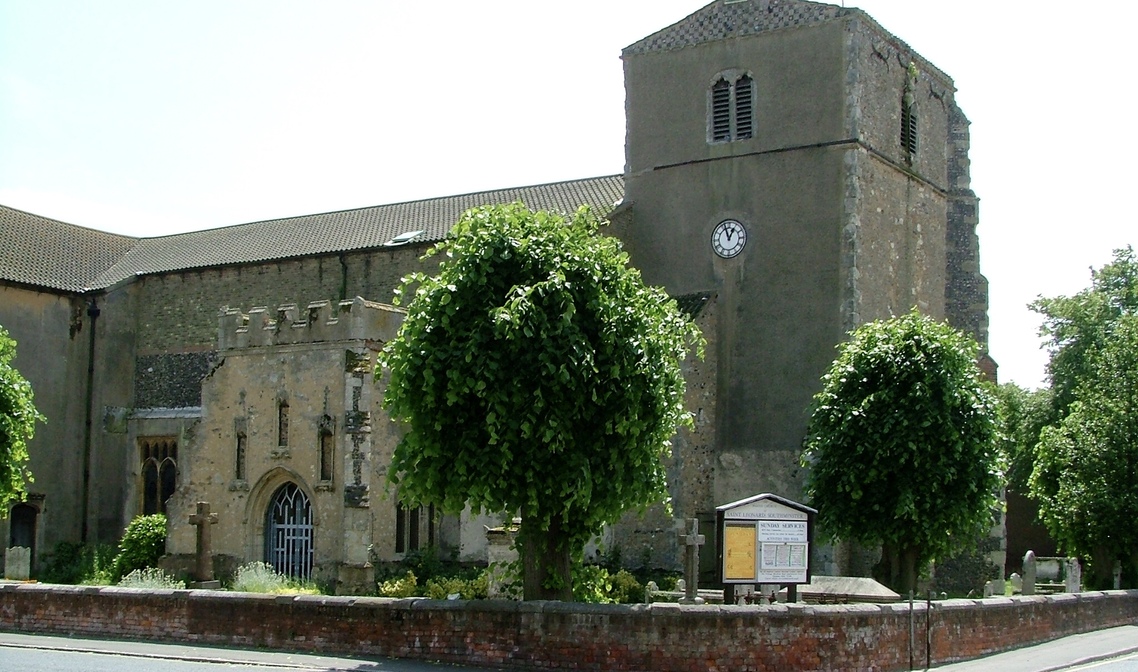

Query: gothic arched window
(265, 482), (313, 580)
(139, 437), (178, 515)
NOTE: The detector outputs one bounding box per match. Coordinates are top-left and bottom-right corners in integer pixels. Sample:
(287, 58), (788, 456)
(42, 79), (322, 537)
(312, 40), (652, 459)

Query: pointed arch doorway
(264, 482), (313, 580)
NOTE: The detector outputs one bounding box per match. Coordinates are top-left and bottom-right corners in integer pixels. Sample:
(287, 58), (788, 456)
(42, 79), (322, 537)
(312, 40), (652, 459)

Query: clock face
(711, 219), (747, 258)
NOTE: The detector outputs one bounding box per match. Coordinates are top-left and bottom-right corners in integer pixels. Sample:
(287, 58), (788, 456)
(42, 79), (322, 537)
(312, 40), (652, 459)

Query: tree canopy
(991, 382), (1052, 494)
(801, 310), (1000, 593)
(378, 203), (702, 599)
(0, 324), (43, 513)
(1028, 247), (1138, 587)
(1032, 246), (1138, 417)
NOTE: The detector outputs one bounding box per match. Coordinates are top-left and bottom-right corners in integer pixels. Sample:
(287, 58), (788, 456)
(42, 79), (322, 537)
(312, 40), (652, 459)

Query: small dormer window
(709, 72), (754, 143)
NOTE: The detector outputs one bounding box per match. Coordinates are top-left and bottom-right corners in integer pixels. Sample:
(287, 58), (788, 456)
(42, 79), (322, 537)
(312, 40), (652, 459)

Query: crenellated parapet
(217, 297), (404, 351)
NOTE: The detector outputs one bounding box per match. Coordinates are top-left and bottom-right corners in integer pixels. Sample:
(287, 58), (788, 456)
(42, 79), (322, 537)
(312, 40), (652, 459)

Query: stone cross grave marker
(678, 518), (705, 605)
(189, 501), (219, 584)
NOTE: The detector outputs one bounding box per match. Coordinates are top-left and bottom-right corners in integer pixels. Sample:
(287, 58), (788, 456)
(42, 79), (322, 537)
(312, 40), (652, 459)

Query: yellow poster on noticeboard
(723, 524), (757, 581)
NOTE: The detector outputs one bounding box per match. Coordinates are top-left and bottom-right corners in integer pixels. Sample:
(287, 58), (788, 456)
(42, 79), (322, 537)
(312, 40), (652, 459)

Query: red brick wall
(2, 584), (1136, 671)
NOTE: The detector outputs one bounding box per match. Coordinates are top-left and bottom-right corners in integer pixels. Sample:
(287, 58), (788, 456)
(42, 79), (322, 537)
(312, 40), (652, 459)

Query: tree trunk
(874, 542), (920, 595)
(899, 545), (919, 595)
(520, 516), (573, 601)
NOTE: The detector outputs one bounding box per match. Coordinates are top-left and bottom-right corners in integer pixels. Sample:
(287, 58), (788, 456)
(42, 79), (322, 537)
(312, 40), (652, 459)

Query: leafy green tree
(991, 383), (1052, 494)
(1030, 316), (1138, 588)
(0, 324), (43, 514)
(1032, 246), (1138, 418)
(801, 310), (1000, 593)
(378, 203), (702, 600)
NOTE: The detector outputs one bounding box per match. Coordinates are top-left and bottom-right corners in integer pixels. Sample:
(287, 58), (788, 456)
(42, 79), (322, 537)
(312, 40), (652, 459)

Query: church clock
(711, 219), (747, 258)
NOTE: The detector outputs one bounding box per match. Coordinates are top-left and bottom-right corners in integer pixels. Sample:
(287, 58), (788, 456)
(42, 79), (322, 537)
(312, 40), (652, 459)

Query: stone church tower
(613, 0), (989, 572)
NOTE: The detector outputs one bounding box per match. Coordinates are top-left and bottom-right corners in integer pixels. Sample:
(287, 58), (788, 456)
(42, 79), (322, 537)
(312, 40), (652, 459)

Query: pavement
(0, 632), (496, 670)
(2, 625), (1137, 671)
(932, 625), (1138, 672)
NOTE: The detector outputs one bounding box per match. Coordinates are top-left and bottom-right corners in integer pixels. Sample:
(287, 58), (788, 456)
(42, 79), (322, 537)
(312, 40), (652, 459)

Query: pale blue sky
(1, 1), (1135, 389)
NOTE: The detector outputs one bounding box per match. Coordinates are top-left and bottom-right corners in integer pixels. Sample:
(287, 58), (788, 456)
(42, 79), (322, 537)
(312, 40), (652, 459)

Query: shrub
(112, 514), (167, 581)
(232, 562), (286, 593)
(118, 567), (184, 589)
(39, 542), (115, 585)
(609, 569), (644, 604)
(230, 562), (321, 595)
(377, 570), (420, 598)
(425, 571), (489, 600)
(573, 563), (613, 603)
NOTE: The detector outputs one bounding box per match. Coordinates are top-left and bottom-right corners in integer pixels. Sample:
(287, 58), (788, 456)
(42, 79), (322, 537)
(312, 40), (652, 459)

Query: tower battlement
(218, 297), (403, 351)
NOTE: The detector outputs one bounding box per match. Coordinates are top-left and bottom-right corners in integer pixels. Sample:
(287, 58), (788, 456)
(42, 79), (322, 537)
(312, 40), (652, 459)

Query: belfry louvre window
(710, 73), (754, 143)
(140, 437), (177, 515)
(901, 100), (918, 156)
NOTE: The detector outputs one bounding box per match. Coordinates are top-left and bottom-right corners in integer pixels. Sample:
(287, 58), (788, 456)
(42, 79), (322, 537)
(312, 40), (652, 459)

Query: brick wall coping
(3, 583), (1136, 671)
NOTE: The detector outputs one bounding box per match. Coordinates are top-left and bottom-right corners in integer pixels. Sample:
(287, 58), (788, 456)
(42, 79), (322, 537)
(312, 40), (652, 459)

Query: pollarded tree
(801, 310), (1000, 593)
(0, 324), (44, 513)
(1030, 314), (1138, 588)
(378, 203), (702, 601)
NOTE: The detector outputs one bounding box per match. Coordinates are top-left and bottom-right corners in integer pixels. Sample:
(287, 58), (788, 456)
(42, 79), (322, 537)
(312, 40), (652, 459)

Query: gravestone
(1065, 558), (1081, 593)
(4, 547), (30, 581)
(983, 579), (1005, 598)
(678, 518), (705, 605)
(1009, 572), (1022, 594)
(644, 580), (658, 604)
(1022, 550), (1037, 596)
(188, 502), (220, 588)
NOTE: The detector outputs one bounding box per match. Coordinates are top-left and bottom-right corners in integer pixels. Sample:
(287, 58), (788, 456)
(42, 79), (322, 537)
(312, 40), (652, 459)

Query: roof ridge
(131, 173), (626, 242)
(0, 203), (139, 243)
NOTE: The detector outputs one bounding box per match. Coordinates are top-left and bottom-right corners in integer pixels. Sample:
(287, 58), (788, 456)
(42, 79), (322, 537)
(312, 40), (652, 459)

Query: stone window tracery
(139, 437), (177, 515)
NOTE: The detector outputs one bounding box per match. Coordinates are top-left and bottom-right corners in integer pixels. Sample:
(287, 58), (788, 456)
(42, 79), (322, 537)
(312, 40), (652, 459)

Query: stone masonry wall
(136, 248), (429, 351)
(2, 584), (1136, 671)
(130, 246), (433, 409)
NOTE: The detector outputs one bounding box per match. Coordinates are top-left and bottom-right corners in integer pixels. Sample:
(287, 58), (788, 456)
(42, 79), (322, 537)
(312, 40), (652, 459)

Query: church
(0, 0), (992, 589)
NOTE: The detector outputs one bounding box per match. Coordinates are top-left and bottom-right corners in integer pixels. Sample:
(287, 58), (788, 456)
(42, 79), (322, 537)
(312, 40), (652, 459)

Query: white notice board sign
(717, 493), (816, 585)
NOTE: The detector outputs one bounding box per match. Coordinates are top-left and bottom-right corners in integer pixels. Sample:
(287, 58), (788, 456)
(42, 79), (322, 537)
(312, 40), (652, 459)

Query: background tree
(991, 383), (1052, 494)
(1029, 247), (1138, 588)
(801, 310), (999, 593)
(0, 324), (43, 513)
(379, 203), (702, 600)
(1032, 246), (1138, 418)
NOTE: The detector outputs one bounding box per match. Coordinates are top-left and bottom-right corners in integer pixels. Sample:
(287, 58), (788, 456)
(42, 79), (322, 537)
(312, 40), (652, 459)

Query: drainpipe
(80, 296), (100, 543)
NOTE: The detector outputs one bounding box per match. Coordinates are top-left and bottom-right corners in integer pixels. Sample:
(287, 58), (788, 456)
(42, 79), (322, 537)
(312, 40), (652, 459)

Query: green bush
(118, 567), (184, 589)
(230, 561), (320, 595)
(377, 570), (420, 597)
(38, 542), (115, 585)
(112, 514), (167, 581)
(609, 569), (644, 604)
(426, 572), (489, 600)
(573, 563), (613, 603)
